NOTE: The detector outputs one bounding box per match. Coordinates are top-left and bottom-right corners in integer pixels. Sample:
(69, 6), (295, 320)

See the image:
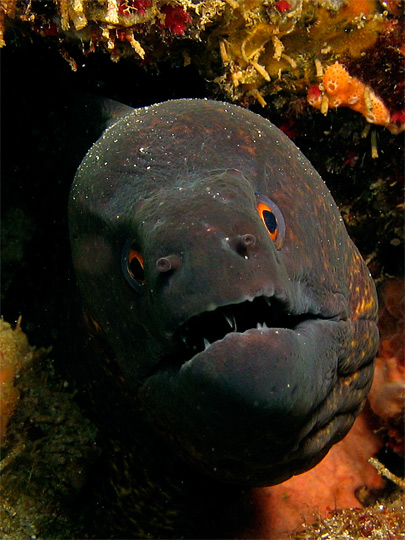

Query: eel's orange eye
(256, 194), (285, 250)
(128, 249), (145, 284)
(122, 242), (146, 291)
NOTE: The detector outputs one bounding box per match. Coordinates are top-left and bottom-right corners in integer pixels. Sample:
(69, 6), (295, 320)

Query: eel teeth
(180, 331), (189, 347)
(224, 313), (236, 330)
(176, 296), (313, 359)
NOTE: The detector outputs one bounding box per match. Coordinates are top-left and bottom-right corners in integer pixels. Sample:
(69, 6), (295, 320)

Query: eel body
(69, 98), (378, 487)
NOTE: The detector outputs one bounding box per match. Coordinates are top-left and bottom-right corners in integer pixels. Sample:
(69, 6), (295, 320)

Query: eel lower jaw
(139, 315), (375, 486)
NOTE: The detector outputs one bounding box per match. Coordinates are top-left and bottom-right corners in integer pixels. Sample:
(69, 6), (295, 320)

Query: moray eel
(69, 99), (379, 487)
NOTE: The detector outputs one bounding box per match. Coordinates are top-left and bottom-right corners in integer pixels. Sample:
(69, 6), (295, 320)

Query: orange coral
(0, 318), (34, 442)
(307, 62), (402, 133)
(323, 61), (351, 97)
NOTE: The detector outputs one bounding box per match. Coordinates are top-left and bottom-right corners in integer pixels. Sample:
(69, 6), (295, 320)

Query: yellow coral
(0, 319), (34, 442)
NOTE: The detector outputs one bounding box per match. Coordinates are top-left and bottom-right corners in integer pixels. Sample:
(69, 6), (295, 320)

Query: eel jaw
(172, 295), (319, 365)
(139, 296), (375, 486)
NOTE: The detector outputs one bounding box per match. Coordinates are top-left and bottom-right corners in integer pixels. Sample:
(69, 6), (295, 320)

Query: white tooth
(256, 322), (263, 329)
(203, 338), (211, 350)
(225, 313), (235, 329)
(263, 322), (268, 328)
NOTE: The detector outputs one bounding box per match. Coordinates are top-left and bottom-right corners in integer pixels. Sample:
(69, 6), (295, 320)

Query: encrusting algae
(0, 319), (98, 540)
(1, 0), (404, 133)
(0, 318), (34, 442)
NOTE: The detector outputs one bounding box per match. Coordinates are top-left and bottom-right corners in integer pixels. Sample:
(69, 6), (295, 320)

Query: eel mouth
(142, 296), (376, 486)
(174, 296), (315, 362)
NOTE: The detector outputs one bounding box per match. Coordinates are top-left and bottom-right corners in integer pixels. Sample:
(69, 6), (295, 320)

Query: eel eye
(256, 194), (285, 249)
(122, 242), (145, 289)
(128, 249), (145, 283)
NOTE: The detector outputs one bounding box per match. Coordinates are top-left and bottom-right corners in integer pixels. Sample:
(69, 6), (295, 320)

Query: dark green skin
(69, 99), (378, 487)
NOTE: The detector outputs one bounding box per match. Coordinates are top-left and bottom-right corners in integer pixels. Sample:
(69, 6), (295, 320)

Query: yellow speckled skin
(69, 99), (378, 488)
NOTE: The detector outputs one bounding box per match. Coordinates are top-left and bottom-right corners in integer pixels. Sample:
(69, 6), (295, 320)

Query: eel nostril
(156, 255), (182, 273)
(233, 234), (257, 258)
(157, 257), (172, 272)
(240, 234), (256, 248)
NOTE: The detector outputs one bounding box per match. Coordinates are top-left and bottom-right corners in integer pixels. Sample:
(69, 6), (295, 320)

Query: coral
(275, 1), (291, 13)
(308, 61), (403, 133)
(0, 318), (35, 442)
(0, 1), (403, 131)
(292, 495), (405, 540)
(0, 321), (98, 539)
(119, 0), (152, 17)
(160, 5), (192, 35)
